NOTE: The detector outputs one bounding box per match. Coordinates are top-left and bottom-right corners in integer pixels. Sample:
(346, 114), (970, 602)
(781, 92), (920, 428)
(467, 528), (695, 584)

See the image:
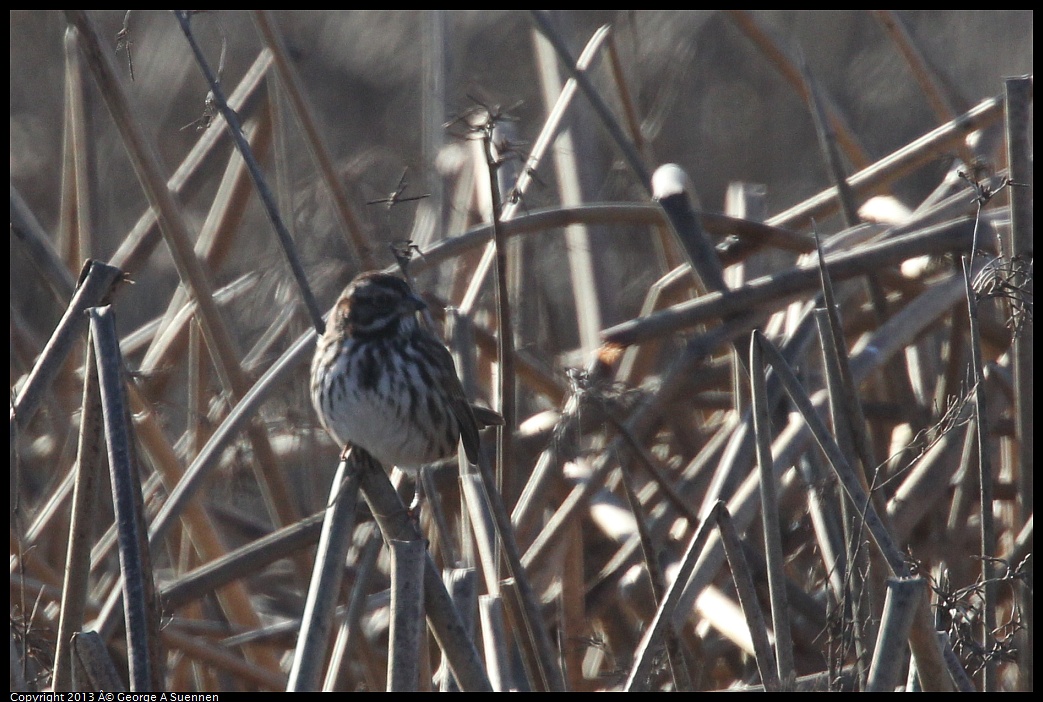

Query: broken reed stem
(387, 538), (427, 692)
(89, 305), (162, 691)
(286, 451), (362, 692)
(355, 452), (492, 692)
(12, 259), (123, 431)
(866, 577), (926, 692)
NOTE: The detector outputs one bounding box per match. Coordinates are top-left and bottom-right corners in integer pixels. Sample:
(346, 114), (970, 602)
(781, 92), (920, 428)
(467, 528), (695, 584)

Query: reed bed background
(10, 10), (1033, 692)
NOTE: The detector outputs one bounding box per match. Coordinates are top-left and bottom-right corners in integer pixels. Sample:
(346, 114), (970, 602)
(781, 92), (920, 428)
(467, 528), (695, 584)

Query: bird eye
(373, 292), (395, 309)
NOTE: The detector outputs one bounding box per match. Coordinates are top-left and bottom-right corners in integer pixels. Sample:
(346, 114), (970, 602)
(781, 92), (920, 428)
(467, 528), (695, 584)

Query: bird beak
(405, 292), (427, 313)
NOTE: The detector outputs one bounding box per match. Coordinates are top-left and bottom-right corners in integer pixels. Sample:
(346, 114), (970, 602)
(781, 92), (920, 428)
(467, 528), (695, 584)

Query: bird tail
(470, 404), (505, 428)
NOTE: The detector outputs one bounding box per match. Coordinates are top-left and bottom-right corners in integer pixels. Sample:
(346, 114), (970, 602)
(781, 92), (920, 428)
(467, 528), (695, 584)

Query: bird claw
(407, 482), (423, 531)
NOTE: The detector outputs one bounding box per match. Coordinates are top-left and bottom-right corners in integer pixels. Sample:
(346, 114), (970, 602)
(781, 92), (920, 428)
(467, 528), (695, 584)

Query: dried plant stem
(604, 30), (653, 163)
(415, 203), (807, 282)
(12, 260), (123, 431)
(478, 594), (512, 691)
(355, 454), (492, 692)
(604, 216), (975, 346)
(92, 328), (317, 647)
(145, 328), (314, 549)
(174, 10), (324, 331)
(753, 331), (953, 690)
(872, 11), (962, 123)
(438, 569), (478, 692)
(161, 626), (284, 690)
(460, 473), (501, 594)
(323, 524), (383, 691)
(529, 10), (651, 189)
(161, 513), (323, 611)
(725, 10), (870, 168)
(812, 235), (881, 500)
(140, 107), (274, 392)
(387, 539), (427, 691)
(470, 445), (567, 691)
(110, 49), (273, 273)
(64, 11), (303, 543)
(70, 631), (125, 692)
(286, 452), (362, 691)
(962, 236), (996, 692)
(53, 335), (104, 691)
(251, 9), (372, 270)
(1004, 74), (1033, 694)
(866, 577), (925, 691)
(60, 26), (95, 266)
(767, 94), (1005, 230)
(800, 56), (861, 228)
(532, 23), (611, 350)
(89, 306), (162, 691)
(816, 308), (874, 686)
(749, 334), (795, 685)
(478, 120), (517, 495)
(618, 456), (693, 691)
(1003, 76), (1033, 522)
(716, 505), (781, 692)
(460, 24), (611, 315)
(10, 183), (78, 303)
(428, 294), (567, 404)
(625, 503), (718, 690)
(449, 129), (556, 688)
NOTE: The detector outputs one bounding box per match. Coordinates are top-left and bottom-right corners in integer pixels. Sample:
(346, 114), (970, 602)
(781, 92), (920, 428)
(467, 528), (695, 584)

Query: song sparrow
(311, 271), (502, 471)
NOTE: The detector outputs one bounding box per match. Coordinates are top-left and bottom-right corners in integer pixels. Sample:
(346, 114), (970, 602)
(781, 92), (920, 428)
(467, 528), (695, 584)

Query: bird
(310, 271), (502, 473)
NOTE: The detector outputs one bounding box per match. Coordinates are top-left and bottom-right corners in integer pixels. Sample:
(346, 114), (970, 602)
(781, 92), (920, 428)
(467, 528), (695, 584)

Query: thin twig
(174, 10), (325, 332)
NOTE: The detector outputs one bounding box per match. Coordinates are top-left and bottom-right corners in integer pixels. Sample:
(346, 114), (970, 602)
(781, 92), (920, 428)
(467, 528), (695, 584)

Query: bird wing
(419, 334), (483, 464)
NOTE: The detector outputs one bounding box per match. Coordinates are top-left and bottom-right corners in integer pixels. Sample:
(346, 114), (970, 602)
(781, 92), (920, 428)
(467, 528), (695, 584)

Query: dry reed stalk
(286, 451), (361, 691)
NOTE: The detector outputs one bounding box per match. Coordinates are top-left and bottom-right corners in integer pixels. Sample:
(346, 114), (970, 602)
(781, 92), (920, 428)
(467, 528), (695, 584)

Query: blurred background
(11, 11), (1033, 337)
